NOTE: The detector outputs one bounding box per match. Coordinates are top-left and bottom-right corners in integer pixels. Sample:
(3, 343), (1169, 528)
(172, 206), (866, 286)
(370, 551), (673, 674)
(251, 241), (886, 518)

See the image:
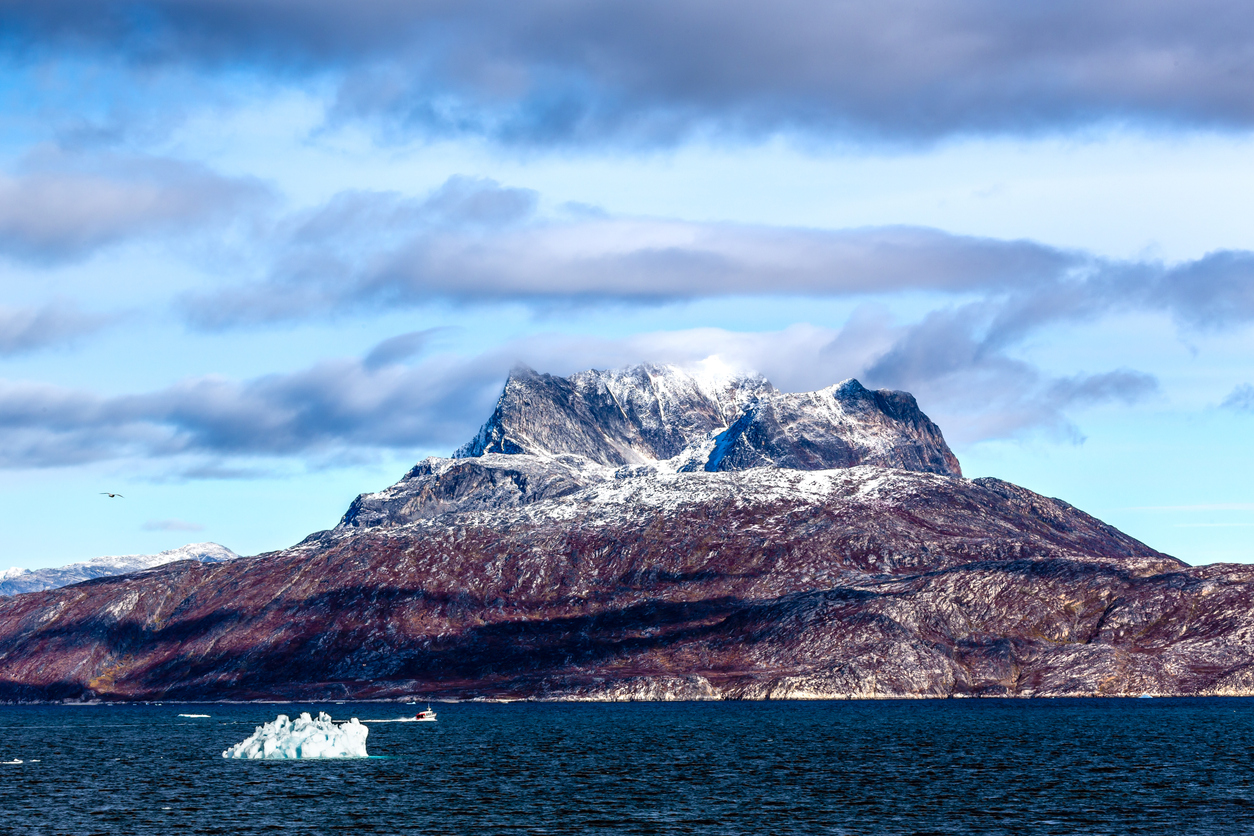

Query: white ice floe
(222, 712), (369, 759)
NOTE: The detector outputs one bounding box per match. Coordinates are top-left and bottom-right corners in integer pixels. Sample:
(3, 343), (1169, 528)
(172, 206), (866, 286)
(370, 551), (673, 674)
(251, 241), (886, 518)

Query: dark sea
(3, 698), (1254, 835)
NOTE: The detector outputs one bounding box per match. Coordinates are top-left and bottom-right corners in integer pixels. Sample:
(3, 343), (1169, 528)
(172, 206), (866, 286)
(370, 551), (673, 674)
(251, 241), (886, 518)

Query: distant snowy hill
(0, 543), (238, 597)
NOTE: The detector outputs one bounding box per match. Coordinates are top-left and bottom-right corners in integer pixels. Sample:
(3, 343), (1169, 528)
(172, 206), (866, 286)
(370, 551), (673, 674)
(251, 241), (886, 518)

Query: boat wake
(366, 706), (437, 723)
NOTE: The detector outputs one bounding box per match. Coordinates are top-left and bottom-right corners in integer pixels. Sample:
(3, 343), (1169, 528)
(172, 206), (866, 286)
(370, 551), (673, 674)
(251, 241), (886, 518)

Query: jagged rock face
(455, 364), (771, 466)
(456, 364), (959, 475)
(335, 454), (592, 530)
(2, 466), (1248, 703)
(703, 380), (961, 476)
(338, 364), (960, 531)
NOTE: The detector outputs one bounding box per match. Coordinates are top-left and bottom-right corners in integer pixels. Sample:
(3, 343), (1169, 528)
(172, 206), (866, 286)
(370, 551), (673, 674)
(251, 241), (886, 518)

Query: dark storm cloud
(0, 150), (271, 263)
(5, 1), (1254, 143)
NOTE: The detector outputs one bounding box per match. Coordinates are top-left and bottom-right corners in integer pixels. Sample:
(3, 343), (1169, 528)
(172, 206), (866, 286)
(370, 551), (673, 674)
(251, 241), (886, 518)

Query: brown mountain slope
(3, 467), (1250, 702)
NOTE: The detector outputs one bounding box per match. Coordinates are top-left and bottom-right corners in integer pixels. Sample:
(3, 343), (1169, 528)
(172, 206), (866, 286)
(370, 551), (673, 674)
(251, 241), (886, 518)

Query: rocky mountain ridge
(335, 364), (960, 532)
(456, 364), (960, 475)
(0, 362), (1250, 703)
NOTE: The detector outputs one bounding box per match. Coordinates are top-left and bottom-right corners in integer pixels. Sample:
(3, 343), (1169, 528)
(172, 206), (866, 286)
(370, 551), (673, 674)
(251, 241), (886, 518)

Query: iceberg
(222, 712), (368, 759)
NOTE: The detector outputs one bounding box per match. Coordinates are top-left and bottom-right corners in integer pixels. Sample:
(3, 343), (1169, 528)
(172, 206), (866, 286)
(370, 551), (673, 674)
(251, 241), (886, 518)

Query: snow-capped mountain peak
(453, 362), (773, 466)
(336, 362), (960, 533)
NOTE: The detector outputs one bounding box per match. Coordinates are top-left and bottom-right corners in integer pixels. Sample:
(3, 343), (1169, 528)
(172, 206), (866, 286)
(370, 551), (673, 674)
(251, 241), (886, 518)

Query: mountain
(455, 364), (959, 475)
(335, 364), (959, 531)
(0, 364), (1251, 703)
(0, 543), (238, 597)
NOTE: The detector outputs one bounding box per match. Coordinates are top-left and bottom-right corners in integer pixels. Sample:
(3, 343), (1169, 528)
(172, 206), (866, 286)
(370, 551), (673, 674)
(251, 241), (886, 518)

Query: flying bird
(100, 492), (124, 498)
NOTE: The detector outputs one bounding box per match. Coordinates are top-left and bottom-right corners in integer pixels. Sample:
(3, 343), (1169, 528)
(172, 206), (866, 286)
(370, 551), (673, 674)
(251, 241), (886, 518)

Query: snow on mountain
(698, 379), (961, 475)
(453, 362), (770, 466)
(336, 362), (960, 533)
(3, 360), (1244, 704)
(0, 543), (238, 597)
(455, 363), (956, 474)
(0, 443), (1200, 703)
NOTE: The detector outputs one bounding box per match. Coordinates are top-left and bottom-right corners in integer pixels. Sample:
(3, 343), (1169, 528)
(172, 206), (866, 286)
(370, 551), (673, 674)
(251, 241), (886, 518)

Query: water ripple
(2, 698), (1252, 834)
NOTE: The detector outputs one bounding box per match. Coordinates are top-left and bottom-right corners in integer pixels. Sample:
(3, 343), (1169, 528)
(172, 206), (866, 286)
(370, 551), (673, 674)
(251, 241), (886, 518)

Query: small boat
(415, 705), (437, 722)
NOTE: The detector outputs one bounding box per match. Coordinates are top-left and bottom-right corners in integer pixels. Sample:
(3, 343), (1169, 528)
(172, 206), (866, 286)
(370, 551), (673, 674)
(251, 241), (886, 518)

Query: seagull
(100, 492), (124, 498)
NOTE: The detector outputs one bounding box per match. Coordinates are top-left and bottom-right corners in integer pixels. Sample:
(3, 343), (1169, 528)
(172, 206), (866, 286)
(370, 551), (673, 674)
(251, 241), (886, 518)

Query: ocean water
(3, 698), (1254, 835)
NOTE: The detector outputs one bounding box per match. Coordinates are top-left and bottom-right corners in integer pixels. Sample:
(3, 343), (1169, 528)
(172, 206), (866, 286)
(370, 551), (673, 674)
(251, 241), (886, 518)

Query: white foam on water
(179, 714), (210, 718)
(221, 712), (369, 759)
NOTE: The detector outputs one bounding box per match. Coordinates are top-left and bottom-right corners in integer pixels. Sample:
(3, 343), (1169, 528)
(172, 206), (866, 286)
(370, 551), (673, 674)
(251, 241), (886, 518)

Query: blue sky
(2, 0), (1253, 568)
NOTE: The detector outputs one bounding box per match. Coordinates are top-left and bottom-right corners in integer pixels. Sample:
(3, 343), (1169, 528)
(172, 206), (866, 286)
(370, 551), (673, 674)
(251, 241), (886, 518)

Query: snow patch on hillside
(421, 465), (951, 532)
